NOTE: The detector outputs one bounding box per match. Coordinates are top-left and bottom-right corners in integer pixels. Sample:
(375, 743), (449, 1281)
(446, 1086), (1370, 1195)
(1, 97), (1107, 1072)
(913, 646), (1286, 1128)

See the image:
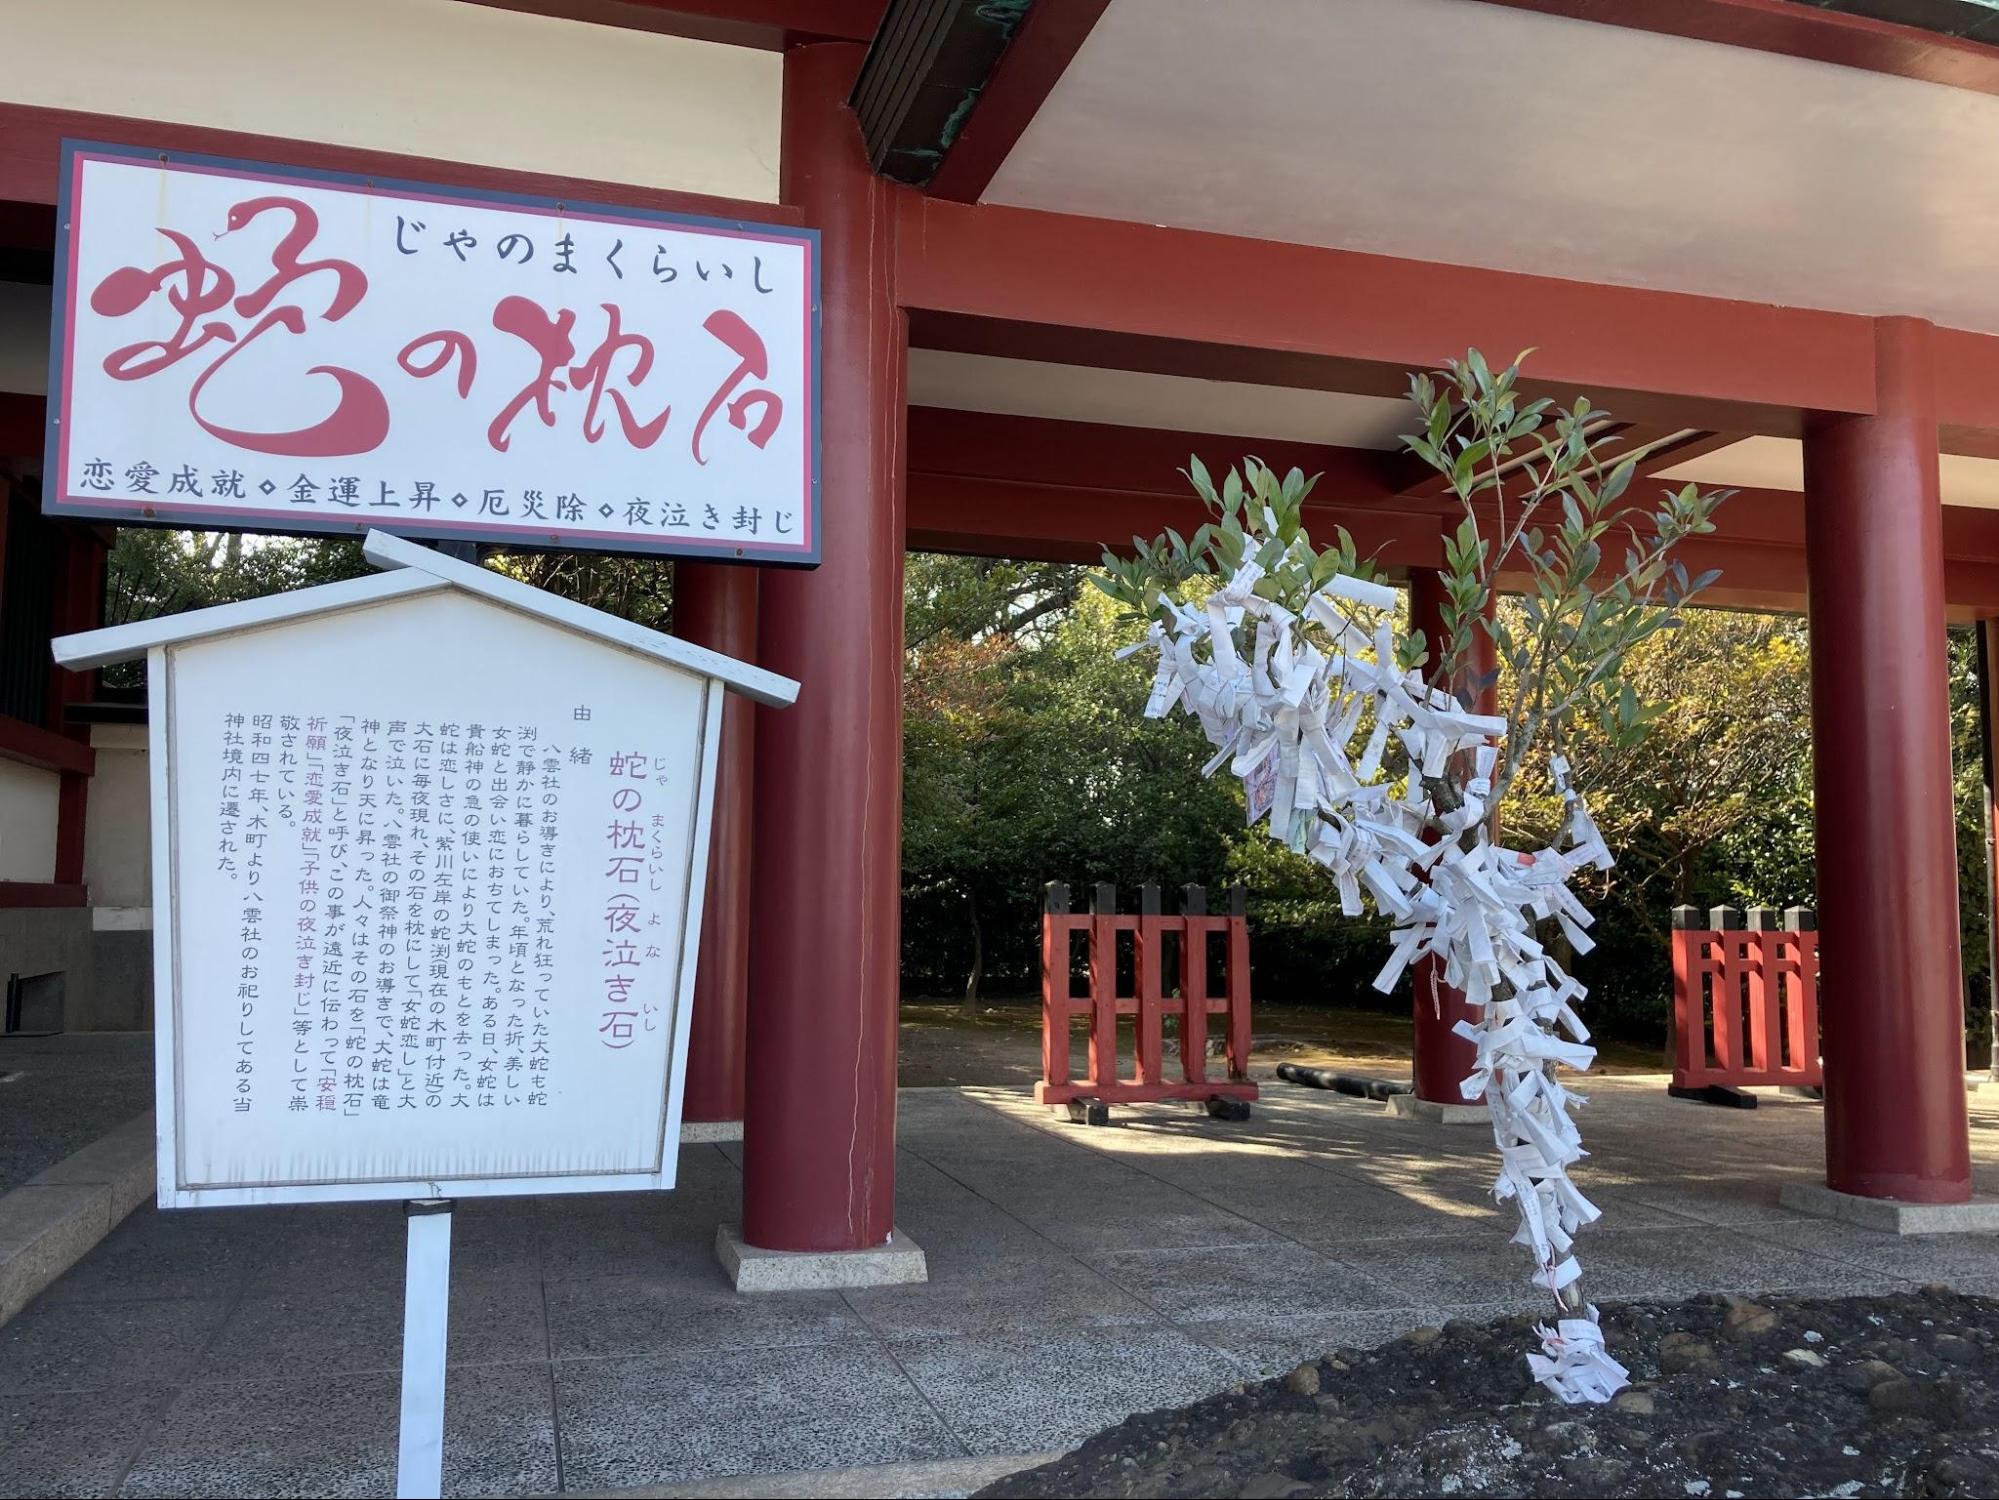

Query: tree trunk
(959, 890), (984, 1017)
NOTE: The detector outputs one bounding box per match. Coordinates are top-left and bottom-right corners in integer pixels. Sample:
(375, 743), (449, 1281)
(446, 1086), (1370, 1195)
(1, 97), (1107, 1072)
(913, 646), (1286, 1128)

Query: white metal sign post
(52, 534), (797, 1498)
(398, 1200), (454, 1498)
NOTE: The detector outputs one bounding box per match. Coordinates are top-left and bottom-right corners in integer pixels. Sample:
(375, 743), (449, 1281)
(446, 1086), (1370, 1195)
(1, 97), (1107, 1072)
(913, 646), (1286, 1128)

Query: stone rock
(1840, 1358), (1902, 1392)
(1867, 1377), (1926, 1415)
(1611, 1389), (1657, 1416)
(1402, 1325), (1443, 1346)
(1237, 1473), (1305, 1499)
(1284, 1362), (1321, 1398)
(1933, 1333), (1977, 1365)
(1537, 1419), (1589, 1452)
(1660, 1333), (1719, 1374)
(1722, 1297), (1778, 1340)
(1781, 1348), (1828, 1369)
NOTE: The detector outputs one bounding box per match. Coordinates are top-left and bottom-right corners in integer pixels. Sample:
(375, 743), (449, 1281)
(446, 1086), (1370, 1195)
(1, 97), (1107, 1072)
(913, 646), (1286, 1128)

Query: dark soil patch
(978, 1288), (1999, 1499)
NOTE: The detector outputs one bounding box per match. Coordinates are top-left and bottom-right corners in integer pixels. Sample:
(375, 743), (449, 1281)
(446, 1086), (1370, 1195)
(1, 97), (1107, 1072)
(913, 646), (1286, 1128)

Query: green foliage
(900, 562), (1242, 1000)
(102, 529), (373, 687)
(1401, 353), (1727, 794)
(1098, 352), (1730, 846)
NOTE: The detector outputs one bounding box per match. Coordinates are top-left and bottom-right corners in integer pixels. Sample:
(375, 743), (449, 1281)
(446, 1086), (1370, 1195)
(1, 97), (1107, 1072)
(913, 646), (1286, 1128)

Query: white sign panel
(46, 141), (820, 564)
(152, 587), (719, 1204)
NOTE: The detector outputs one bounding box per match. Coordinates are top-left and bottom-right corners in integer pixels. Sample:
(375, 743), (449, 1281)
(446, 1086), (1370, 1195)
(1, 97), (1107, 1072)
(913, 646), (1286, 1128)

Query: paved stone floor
(0, 1032), (152, 1196)
(7, 1076), (1999, 1498)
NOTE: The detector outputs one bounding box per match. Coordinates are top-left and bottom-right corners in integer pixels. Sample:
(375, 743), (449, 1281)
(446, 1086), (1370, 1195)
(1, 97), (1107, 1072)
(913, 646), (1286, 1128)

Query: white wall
(83, 723), (149, 910)
(1, 0), (781, 203)
(0, 758), (59, 882)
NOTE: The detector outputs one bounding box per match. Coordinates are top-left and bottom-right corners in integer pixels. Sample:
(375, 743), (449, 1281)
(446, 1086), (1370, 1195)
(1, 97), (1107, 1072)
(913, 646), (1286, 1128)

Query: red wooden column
(1804, 315), (1971, 1204)
(741, 42), (907, 1252)
(674, 562), (757, 1125)
(1406, 569), (1495, 1105)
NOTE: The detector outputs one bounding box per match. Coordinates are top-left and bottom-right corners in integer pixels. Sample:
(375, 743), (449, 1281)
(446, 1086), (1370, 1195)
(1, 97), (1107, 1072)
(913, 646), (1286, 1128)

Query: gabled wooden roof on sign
(50, 530), (800, 708)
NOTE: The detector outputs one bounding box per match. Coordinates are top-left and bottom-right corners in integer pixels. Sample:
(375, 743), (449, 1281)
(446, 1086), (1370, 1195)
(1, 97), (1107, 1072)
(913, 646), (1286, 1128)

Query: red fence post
(1136, 884), (1164, 1085)
(1179, 884), (1209, 1086)
(1035, 878), (1256, 1110)
(1672, 903), (1822, 1096)
(1787, 906), (1823, 1088)
(1670, 904), (1703, 1089)
(1089, 882), (1118, 1093)
(1226, 883), (1252, 1081)
(1041, 882), (1070, 1091)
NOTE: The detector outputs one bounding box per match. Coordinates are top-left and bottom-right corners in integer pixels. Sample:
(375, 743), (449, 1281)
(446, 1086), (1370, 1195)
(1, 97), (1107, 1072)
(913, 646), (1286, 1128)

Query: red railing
(1037, 881), (1256, 1108)
(1671, 905), (1822, 1093)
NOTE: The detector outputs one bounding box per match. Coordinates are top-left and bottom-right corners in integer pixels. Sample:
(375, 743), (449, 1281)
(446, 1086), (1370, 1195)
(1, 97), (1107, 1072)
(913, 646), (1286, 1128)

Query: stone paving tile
(1184, 1306), (1455, 1380)
(1088, 1240), (1415, 1324)
(0, 1295), (231, 1394)
(0, 1381), (176, 1498)
(34, 1204), (272, 1305)
(843, 1252), (1164, 1343)
(0, 1033), (154, 1197)
(198, 1276), (548, 1382)
(1740, 1220), (1999, 1287)
(1607, 1171), (1818, 1225)
(1017, 1194), (1289, 1255)
(891, 1324), (1241, 1457)
(1326, 1230), (1558, 1314)
(555, 1342), (961, 1490)
(1572, 1224), (1886, 1300)
(546, 1271), (865, 1359)
(121, 1362), (557, 1500)
(244, 1200), (540, 1294)
(1127, 1154), (1502, 1238)
(539, 1201), (726, 1282)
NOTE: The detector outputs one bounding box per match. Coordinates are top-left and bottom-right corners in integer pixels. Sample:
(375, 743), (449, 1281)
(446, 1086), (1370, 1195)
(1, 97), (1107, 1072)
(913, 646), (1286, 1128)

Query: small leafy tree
(1095, 351), (1726, 1401)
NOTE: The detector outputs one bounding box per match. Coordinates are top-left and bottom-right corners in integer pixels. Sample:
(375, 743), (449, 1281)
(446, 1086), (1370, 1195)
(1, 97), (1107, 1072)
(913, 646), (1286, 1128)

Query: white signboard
(46, 141), (821, 564)
(155, 587), (716, 1204)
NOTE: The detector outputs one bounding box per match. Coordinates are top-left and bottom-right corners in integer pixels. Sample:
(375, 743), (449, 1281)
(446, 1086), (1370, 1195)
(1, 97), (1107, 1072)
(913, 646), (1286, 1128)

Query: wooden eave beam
(1475, 0), (1999, 100)
(450, 0), (884, 48)
(924, 0), (1114, 201)
(894, 194), (1999, 441)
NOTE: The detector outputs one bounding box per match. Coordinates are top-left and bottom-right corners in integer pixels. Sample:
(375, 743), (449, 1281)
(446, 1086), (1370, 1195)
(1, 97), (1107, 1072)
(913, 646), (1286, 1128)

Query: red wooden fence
(1671, 905), (1822, 1092)
(1037, 881), (1257, 1107)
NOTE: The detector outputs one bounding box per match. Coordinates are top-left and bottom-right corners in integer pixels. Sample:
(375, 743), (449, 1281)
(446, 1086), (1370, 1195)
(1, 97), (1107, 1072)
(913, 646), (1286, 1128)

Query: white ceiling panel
(908, 349), (1412, 446)
(988, 0), (1999, 334)
(1659, 434), (1999, 509)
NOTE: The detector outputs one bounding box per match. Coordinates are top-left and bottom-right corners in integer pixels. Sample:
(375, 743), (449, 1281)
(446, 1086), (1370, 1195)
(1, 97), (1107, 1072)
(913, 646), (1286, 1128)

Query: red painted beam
(898, 196), (1999, 440)
(0, 102), (802, 226)
(0, 882), (86, 908)
(0, 714), (93, 777)
(0, 395), (38, 465)
(451, 0), (884, 48)
(908, 405), (1400, 499)
(902, 409), (1999, 608)
(1477, 0), (1999, 100)
(926, 0), (1114, 203)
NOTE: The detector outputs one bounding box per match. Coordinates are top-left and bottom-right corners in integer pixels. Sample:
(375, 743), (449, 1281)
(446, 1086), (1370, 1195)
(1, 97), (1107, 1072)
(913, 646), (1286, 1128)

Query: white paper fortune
(1132, 557), (1628, 1404)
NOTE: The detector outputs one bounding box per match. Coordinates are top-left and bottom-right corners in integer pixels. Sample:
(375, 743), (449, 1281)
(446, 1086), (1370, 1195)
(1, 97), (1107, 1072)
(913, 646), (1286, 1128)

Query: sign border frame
(45, 138), (823, 568)
(148, 623), (724, 1209)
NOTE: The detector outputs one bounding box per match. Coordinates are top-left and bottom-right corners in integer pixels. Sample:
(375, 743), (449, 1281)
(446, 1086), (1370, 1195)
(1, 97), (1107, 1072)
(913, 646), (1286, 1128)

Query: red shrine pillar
(1406, 570), (1495, 1106)
(1804, 315), (1971, 1204)
(741, 43), (907, 1252)
(674, 563), (757, 1126)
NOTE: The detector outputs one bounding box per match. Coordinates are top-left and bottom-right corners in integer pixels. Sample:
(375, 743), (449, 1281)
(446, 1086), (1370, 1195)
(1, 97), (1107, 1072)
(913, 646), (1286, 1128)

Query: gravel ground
(979, 1288), (1999, 1499)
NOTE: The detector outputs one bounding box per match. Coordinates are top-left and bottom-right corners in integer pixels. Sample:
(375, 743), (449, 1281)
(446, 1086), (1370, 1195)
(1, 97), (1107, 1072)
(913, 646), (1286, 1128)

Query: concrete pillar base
(1385, 1094), (1490, 1126)
(680, 1120), (744, 1143)
(716, 1224), (928, 1292)
(1778, 1182), (1999, 1236)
